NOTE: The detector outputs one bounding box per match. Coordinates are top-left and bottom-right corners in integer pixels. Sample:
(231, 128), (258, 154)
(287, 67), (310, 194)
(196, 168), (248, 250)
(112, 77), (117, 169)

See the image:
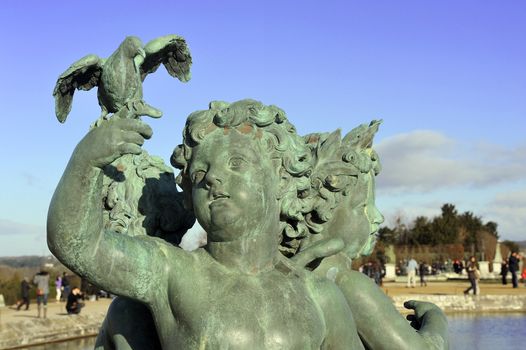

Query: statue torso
(172, 253), (325, 349)
(158, 251), (328, 349)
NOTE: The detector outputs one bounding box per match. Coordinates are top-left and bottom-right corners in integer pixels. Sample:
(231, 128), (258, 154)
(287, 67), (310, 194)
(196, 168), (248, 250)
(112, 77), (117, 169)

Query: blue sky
(0, 0), (524, 256)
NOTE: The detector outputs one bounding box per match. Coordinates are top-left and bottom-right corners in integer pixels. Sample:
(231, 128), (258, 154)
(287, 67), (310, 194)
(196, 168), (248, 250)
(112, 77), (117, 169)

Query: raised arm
(47, 118), (170, 304)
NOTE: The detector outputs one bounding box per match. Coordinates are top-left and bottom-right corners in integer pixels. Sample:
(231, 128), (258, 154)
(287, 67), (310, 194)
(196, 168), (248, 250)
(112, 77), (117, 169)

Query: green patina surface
(48, 35), (449, 349)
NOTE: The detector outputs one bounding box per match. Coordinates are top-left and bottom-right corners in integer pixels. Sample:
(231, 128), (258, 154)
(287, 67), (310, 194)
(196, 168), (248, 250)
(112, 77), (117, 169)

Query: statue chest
(178, 273), (326, 349)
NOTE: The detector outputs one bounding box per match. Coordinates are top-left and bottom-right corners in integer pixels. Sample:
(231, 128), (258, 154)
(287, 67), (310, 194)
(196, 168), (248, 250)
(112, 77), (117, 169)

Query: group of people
(405, 258), (429, 288)
(54, 272), (71, 302)
(463, 252), (524, 295)
(16, 270), (50, 318)
(359, 261), (385, 286)
(16, 270), (85, 317)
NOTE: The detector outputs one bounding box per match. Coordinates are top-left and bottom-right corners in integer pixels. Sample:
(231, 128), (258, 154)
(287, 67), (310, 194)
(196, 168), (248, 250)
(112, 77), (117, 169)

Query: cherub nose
(204, 169), (222, 189)
(374, 208), (384, 225)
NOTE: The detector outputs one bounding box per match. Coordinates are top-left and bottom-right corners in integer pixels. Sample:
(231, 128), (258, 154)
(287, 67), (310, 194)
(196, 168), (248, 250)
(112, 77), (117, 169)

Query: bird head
(121, 36), (146, 67)
(121, 36), (145, 59)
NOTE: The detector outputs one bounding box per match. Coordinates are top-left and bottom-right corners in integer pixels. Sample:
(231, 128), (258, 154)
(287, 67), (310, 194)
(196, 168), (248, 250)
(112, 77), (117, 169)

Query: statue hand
(75, 118), (152, 169)
(404, 300), (441, 330)
(291, 238), (345, 268)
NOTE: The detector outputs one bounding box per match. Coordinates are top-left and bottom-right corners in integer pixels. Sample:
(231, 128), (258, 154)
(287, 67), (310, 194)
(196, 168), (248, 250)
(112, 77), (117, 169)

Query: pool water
(448, 313), (525, 350)
(16, 313), (526, 349)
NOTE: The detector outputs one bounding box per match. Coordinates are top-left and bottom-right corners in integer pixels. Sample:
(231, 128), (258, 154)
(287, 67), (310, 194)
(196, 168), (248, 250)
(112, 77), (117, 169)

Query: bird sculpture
(53, 34), (192, 123)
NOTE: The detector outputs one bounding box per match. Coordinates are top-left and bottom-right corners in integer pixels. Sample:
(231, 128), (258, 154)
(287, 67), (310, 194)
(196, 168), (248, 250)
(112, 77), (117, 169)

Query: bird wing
(140, 34), (192, 83)
(53, 54), (104, 123)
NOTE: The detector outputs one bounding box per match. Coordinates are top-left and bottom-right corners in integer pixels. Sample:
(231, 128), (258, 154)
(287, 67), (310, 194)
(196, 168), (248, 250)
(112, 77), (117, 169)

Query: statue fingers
(292, 238), (344, 268)
(404, 300), (436, 317)
(117, 143), (143, 156)
(406, 314), (416, 322)
(403, 300), (417, 310)
(406, 314), (422, 330)
(121, 131), (146, 146)
(115, 119), (153, 139)
(410, 320), (421, 330)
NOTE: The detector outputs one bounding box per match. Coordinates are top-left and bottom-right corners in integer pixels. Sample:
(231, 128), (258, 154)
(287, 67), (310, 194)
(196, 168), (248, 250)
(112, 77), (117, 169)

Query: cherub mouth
(211, 191), (230, 202)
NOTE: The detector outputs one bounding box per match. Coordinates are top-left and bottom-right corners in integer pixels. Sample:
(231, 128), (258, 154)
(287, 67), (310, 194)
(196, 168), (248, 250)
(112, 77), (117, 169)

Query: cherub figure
(48, 99), (365, 349)
(292, 122), (449, 349)
(49, 97), (449, 349)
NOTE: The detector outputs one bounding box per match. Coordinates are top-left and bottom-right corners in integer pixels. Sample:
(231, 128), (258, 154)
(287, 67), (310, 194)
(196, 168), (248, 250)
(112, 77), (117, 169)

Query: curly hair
(170, 99), (314, 245)
(101, 151), (195, 245)
(292, 120), (382, 255)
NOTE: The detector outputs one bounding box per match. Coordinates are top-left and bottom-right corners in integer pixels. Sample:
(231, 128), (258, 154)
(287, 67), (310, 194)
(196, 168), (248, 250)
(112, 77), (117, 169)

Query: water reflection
(449, 313), (525, 350)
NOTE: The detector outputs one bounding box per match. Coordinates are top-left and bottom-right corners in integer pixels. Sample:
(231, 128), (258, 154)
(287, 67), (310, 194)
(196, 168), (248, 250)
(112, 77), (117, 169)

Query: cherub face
(355, 171), (384, 257)
(188, 129), (281, 242)
(325, 170), (384, 259)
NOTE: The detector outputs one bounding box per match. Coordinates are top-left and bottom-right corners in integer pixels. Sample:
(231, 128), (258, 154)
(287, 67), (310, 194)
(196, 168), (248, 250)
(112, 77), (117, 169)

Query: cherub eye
(191, 170), (206, 184)
(228, 157), (247, 169)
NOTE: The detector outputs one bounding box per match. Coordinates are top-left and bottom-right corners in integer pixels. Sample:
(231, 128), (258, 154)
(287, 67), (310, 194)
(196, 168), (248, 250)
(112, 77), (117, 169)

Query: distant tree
(0, 272), (21, 305)
(484, 221), (499, 239)
(377, 203), (501, 259)
(393, 216), (410, 245)
(430, 203), (459, 244)
(378, 226), (396, 244)
(458, 211), (483, 255)
(478, 230), (498, 262)
(411, 216), (433, 245)
(502, 240), (520, 253)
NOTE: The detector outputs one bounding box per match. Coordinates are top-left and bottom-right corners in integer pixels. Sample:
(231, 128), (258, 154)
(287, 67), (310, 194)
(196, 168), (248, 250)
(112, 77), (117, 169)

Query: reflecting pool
(448, 313), (525, 350)
(15, 313), (526, 349)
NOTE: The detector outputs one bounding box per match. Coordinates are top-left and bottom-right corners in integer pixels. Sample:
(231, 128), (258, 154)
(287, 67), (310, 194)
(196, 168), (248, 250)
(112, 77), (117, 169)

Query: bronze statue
(53, 35), (191, 123)
(48, 35), (448, 349)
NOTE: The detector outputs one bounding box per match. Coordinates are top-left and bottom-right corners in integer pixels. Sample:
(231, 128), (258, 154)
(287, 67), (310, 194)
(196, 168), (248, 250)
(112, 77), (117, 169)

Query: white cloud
(375, 130), (526, 192)
(482, 189), (526, 242)
(0, 220), (48, 256)
(0, 219), (43, 236)
(379, 203), (442, 229)
(373, 130), (525, 242)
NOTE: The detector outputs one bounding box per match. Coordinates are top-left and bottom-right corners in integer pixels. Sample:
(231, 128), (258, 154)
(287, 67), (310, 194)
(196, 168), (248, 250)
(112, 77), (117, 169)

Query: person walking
(55, 275), (62, 302)
(406, 257), (418, 288)
(419, 261), (427, 287)
(508, 252), (520, 288)
(16, 277), (31, 311)
(61, 272), (70, 301)
(464, 256), (479, 295)
(500, 259), (508, 285)
(33, 270), (50, 318)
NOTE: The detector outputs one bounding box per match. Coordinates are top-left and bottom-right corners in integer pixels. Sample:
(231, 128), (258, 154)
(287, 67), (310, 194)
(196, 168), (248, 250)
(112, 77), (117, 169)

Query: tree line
(377, 203), (517, 254)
